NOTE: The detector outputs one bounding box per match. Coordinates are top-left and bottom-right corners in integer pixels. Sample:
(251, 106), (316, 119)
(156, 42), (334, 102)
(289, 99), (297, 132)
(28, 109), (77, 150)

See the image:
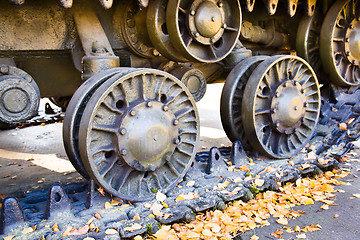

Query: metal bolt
(294, 106), (298, 111)
(283, 82), (288, 87)
(173, 119), (179, 126)
(300, 89), (305, 93)
(162, 105), (168, 111)
(275, 92), (280, 98)
(120, 149), (127, 156)
(190, 10), (196, 16)
(211, 17), (216, 22)
(120, 128), (127, 135)
(292, 80), (297, 86)
(349, 24), (353, 29)
(222, 23), (227, 28)
(217, 1), (223, 7)
(346, 51), (350, 56)
(166, 156), (171, 161)
(173, 138), (180, 144)
(275, 122), (280, 128)
(194, 32), (200, 37)
(146, 102), (152, 108)
(352, 60), (356, 64)
(304, 102), (308, 107)
(0, 65), (8, 74)
(130, 110), (136, 116)
(210, 38), (215, 43)
(271, 108), (276, 114)
(345, 38), (349, 42)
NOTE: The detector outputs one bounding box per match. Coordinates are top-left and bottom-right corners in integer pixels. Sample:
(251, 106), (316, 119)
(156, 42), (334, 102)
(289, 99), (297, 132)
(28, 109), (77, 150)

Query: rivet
(345, 38), (349, 42)
(222, 23), (227, 28)
(210, 38), (215, 43)
(275, 122), (280, 127)
(120, 149), (127, 156)
(304, 102), (308, 107)
(294, 106), (298, 111)
(300, 89), (305, 93)
(166, 156), (171, 161)
(271, 108), (276, 114)
(283, 82), (288, 87)
(349, 24), (353, 29)
(346, 51), (350, 56)
(162, 105), (168, 111)
(146, 102), (152, 108)
(352, 60), (356, 64)
(130, 110), (136, 116)
(211, 17), (216, 22)
(194, 32), (200, 37)
(0, 65), (8, 74)
(173, 119), (179, 126)
(275, 92), (280, 98)
(120, 128), (127, 135)
(190, 10), (196, 16)
(292, 80), (297, 86)
(217, 1), (223, 7)
(173, 138), (180, 144)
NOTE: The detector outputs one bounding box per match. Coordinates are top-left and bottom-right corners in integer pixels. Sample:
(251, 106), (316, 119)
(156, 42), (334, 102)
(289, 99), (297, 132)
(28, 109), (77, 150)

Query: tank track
(1, 86), (359, 239)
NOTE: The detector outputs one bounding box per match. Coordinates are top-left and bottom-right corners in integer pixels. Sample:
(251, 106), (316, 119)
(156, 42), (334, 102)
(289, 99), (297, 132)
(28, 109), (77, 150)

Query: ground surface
(0, 83), (359, 239)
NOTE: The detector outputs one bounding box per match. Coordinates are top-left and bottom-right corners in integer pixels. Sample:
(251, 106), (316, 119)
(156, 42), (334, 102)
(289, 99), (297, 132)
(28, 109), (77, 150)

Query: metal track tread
(1, 85), (360, 239)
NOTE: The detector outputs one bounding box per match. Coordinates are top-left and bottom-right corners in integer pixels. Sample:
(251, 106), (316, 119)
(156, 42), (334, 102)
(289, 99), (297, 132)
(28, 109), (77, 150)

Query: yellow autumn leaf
(3, 235), (15, 240)
(296, 233), (307, 239)
(105, 229), (118, 235)
(202, 228), (213, 237)
(353, 194), (360, 198)
(124, 223), (142, 232)
(250, 235), (259, 240)
(105, 202), (113, 209)
(254, 179), (264, 187)
(133, 214), (140, 220)
(175, 195), (185, 202)
(320, 204), (329, 210)
(133, 236), (143, 240)
(276, 217), (288, 225)
(22, 227), (34, 234)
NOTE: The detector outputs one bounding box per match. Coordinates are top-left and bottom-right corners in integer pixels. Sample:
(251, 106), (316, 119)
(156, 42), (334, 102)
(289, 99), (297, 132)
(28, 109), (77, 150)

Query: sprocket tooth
(205, 147), (228, 174)
(230, 140), (249, 167)
(0, 197), (25, 234)
(45, 184), (72, 219)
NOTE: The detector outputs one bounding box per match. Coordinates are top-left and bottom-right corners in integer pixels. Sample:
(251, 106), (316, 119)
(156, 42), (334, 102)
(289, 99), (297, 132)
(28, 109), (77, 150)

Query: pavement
(0, 83), (359, 239)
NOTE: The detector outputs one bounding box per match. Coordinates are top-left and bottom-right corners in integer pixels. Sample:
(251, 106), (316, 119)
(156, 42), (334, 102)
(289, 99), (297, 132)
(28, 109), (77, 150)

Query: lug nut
(162, 105), (168, 111)
(292, 80), (297, 86)
(211, 17), (216, 22)
(222, 23), (227, 28)
(217, 1), (223, 7)
(194, 32), (199, 37)
(346, 51), (350, 56)
(346, 38), (349, 42)
(294, 106), (298, 111)
(120, 128), (127, 135)
(173, 119), (179, 126)
(173, 138), (180, 144)
(190, 10), (195, 16)
(130, 110), (136, 116)
(146, 102), (152, 108)
(283, 82), (288, 87)
(275, 92), (280, 98)
(304, 102), (308, 107)
(120, 149), (127, 156)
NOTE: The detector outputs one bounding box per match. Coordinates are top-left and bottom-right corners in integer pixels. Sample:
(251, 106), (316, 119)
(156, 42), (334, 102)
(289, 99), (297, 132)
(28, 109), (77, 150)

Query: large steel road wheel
(220, 56), (268, 146)
(242, 55), (321, 159)
(63, 68), (132, 179)
(78, 69), (199, 201)
(166, 0), (241, 62)
(296, 7), (324, 79)
(320, 0), (360, 86)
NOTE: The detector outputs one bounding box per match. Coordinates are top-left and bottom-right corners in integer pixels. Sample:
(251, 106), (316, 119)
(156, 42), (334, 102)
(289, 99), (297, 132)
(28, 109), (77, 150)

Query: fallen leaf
(186, 180), (195, 187)
(320, 204), (329, 210)
(105, 228), (118, 235)
(296, 233), (307, 239)
(94, 212), (102, 219)
(239, 165), (250, 172)
(111, 199), (121, 206)
(83, 237), (95, 240)
(62, 226), (73, 237)
(124, 223), (142, 232)
(334, 214), (339, 218)
(97, 187), (105, 196)
(86, 217), (95, 225)
(38, 178), (46, 183)
(105, 202), (113, 209)
(52, 223), (60, 232)
(3, 235), (15, 240)
(353, 194), (360, 198)
(254, 179), (264, 187)
(68, 225), (89, 235)
(276, 217), (288, 225)
(133, 214), (141, 220)
(22, 227), (34, 234)
(156, 191), (167, 202)
(133, 236), (143, 240)
(250, 235), (259, 240)
(339, 122), (347, 130)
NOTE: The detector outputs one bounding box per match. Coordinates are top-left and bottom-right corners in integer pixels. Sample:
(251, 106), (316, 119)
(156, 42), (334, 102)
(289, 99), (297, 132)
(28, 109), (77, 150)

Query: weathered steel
(78, 68), (199, 201)
(242, 55), (321, 158)
(320, 0), (360, 86)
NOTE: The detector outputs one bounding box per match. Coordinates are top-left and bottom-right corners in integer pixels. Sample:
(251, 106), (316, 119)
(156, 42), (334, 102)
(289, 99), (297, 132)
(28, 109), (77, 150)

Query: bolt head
(120, 149), (127, 156)
(173, 138), (180, 144)
(294, 106), (298, 111)
(190, 10), (195, 16)
(292, 80), (297, 86)
(222, 23), (227, 28)
(346, 38), (350, 42)
(300, 89), (305, 93)
(349, 24), (353, 29)
(271, 108), (276, 114)
(146, 102), (152, 108)
(283, 82), (288, 87)
(120, 128), (127, 135)
(346, 51), (350, 56)
(194, 32), (200, 37)
(304, 102), (308, 107)
(166, 156), (171, 161)
(130, 110), (136, 116)
(162, 105), (168, 111)
(173, 119), (179, 126)
(217, 2), (223, 7)
(275, 92), (280, 98)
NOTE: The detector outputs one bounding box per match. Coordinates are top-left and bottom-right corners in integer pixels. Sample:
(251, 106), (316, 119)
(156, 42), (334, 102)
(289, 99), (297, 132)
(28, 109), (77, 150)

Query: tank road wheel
(242, 56), (321, 159)
(296, 7), (324, 79)
(166, 0), (241, 62)
(147, 0), (188, 62)
(63, 68), (132, 179)
(0, 65), (40, 127)
(320, 0), (360, 86)
(220, 56), (268, 145)
(78, 69), (199, 201)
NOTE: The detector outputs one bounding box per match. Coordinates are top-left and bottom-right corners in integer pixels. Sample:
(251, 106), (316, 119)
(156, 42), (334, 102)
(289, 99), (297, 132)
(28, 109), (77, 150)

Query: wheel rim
(220, 56), (268, 145)
(147, 0), (187, 62)
(320, 0), (360, 86)
(63, 68), (132, 179)
(114, 1), (158, 58)
(0, 66), (40, 125)
(296, 7), (324, 79)
(79, 69), (199, 201)
(242, 55), (321, 159)
(166, 0), (241, 63)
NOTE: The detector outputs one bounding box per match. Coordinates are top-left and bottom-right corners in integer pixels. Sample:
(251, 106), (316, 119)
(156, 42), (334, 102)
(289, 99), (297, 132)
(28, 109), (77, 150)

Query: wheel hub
(188, 0), (225, 45)
(345, 18), (360, 65)
(2, 89), (28, 113)
(271, 81), (306, 134)
(118, 101), (179, 172)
